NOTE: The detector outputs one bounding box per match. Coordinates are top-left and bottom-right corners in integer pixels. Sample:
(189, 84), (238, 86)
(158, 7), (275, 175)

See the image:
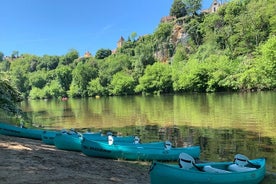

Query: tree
(173, 44), (188, 63)
(71, 62), (98, 96)
(11, 51), (19, 59)
(170, 0), (187, 18)
(154, 23), (173, 43)
(130, 32), (138, 42)
(60, 49), (79, 65)
(0, 60), (10, 71)
(109, 71), (135, 95)
(0, 78), (24, 117)
(182, 0), (202, 16)
(0, 52), (4, 62)
(95, 48), (112, 59)
(55, 66), (73, 92)
(9, 57), (31, 97)
(98, 54), (132, 88)
(29, 71), (47, 89)
(135, 62), (173, 95)
(37, 55), (59, 71)
(87, 78), (106, 97)
(116, 41), (136, 56)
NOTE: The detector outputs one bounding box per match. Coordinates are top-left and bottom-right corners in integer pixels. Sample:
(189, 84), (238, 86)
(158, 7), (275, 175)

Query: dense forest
(0, 0), (275, 109)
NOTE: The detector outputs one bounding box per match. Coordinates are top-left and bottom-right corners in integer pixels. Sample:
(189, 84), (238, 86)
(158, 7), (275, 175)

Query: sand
(0, 135), (150, 184)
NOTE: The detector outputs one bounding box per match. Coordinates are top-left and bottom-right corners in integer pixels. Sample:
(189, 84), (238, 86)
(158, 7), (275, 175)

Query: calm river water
(20, 92), (276, 176)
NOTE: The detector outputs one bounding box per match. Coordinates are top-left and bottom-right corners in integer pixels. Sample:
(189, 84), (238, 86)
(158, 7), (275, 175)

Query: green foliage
(170, 0), (187, 18)
(109, 71), (135, 96)
(172, 59), (208, 92)
(135, 62), (173, 95)
(29, 80), (65, 99)
(0, 52), (4, 62)
(0, 78), (24, 119)
(0, 60), (10, 71)
(134, 40), (155, 66)
(98, 54), (132, 88)
(87, 78), (106, 97)
(185, 15), (204, 47)
(130, 32), (137, 42)
(60, 49), (79, 65)
(173, 44), (188, 63)
(71, 62), (98, 96)
(29, 71), (47, 89)
(95, 48), (112, 59)
(37, 55), (59, 71)
(29, 87), (46, 99)
(182, 0), (202, 15)
(116, 40), (136, 56)
(220, 36), (276, 91)
(11, 51), (19, 59)
(68, 82), (82, 98)
(153, 22), (173, 43)
(55, 65), (73, 92)
(47, 80), (65, 98)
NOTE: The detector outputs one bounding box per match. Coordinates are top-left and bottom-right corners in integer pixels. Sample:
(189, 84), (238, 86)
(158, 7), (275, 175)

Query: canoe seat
(108, 135), (114, 145)
(178, 153), (195, 169)
(233, 154), (249, 167)
(133, 136), (140, 144)
(228, 164), (256, 172)
(203, 165), (231, 173)
(228, 154), (257, 172)
(164, 141), (172, 150)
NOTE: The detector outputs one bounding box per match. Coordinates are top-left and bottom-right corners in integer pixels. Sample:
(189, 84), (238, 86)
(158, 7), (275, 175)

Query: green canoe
(81, 136), (200, 161)
(0, 122), (43, 140)
(149, 153), (266, 184)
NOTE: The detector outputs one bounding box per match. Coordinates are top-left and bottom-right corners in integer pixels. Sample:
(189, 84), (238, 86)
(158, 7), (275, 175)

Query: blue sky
(0, 0), (215, 57)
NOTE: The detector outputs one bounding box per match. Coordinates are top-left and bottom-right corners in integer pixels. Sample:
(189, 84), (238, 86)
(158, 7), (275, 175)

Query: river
(20, 91), (276, 176)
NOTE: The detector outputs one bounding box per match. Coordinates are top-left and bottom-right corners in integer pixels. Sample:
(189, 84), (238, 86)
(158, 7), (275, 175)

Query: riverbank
(0, 135), (150, 184)
(1, 135), (275, 184)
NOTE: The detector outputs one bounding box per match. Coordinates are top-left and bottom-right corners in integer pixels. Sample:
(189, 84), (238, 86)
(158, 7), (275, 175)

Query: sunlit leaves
(135, 62), (173, 95)
(109, 71), (135, 96)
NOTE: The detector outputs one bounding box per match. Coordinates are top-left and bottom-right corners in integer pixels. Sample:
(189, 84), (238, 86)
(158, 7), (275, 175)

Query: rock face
(154, 17), (186, 63)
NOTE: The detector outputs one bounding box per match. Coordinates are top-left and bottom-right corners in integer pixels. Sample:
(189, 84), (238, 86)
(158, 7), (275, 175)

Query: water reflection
(99, 124), (276, 174)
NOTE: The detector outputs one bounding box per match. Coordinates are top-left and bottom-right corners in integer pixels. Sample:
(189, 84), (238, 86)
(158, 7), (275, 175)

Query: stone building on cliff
(202, 0), (223, 13)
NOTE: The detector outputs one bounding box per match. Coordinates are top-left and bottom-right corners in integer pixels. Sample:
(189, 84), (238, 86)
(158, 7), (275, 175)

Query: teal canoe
(81, 137), (200, 161)
(55, 131), (166, 152)
(54, 130), (84, 151)
(0, 122), (43, 140)
(149, 153), (266, 184)
(41, 130), (59, 145)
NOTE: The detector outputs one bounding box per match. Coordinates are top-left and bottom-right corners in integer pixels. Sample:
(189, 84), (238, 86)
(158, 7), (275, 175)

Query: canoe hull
(54, 133), (83, 151)
(41, 130), (58, 145)
(81, 138), (200, 161)
(0, 122), (43, 140)
(54, 132), (140, 152)
(149, 158), (266, 184)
